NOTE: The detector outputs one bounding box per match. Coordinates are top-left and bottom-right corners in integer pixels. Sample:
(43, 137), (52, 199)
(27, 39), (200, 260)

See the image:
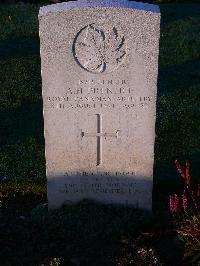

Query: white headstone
(39, 0), (160, 210)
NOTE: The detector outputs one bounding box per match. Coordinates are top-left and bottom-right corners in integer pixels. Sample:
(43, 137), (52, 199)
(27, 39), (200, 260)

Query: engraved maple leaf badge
(73, 24), (126, 73)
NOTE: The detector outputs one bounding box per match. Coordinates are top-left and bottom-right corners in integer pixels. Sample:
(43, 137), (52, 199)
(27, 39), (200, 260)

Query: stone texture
(39, 0), (160, 210)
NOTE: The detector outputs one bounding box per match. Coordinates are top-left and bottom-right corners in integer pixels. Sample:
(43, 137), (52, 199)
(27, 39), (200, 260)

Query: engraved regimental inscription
(73, 24), (127, 73)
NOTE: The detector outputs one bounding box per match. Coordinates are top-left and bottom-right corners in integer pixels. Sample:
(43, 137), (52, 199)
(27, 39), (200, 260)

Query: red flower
(170, 194), (179, 213)
(185, 160), (191, 187)
(182, 190), (188, 213)
(175, 160), (191, 187)
(197, 184), (200, 197)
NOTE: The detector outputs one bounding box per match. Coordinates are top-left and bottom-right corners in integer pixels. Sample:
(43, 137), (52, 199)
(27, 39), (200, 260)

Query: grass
(0, 2), (199, 265)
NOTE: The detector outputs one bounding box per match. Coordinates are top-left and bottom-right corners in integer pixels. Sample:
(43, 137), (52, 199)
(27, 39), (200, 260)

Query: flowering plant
(170, 160), (200, 264)
(170, 160), (199, 215)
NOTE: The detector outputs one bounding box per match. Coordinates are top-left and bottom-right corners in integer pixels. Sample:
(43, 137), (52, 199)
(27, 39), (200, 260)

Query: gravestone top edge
(39, 0), (160, 17)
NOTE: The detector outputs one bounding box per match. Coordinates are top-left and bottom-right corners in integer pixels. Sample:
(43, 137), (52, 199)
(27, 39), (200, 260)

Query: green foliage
(178, 216), (200, 265)
(49, 258), (64, 266)
(0, 180), (46, 196)
(133, 247), (162, 265)
(0, 138), (45, 182)
(0, 4), (39, 41)
(156, 85), (200, 160)
(0, 5), (44, 188)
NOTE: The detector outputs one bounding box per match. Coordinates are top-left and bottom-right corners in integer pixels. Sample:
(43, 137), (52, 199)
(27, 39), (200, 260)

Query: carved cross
(82, 114), (119, 166)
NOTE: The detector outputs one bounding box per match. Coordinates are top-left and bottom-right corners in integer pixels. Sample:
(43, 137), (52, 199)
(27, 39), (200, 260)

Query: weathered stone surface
(39, 0), (160, 210)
